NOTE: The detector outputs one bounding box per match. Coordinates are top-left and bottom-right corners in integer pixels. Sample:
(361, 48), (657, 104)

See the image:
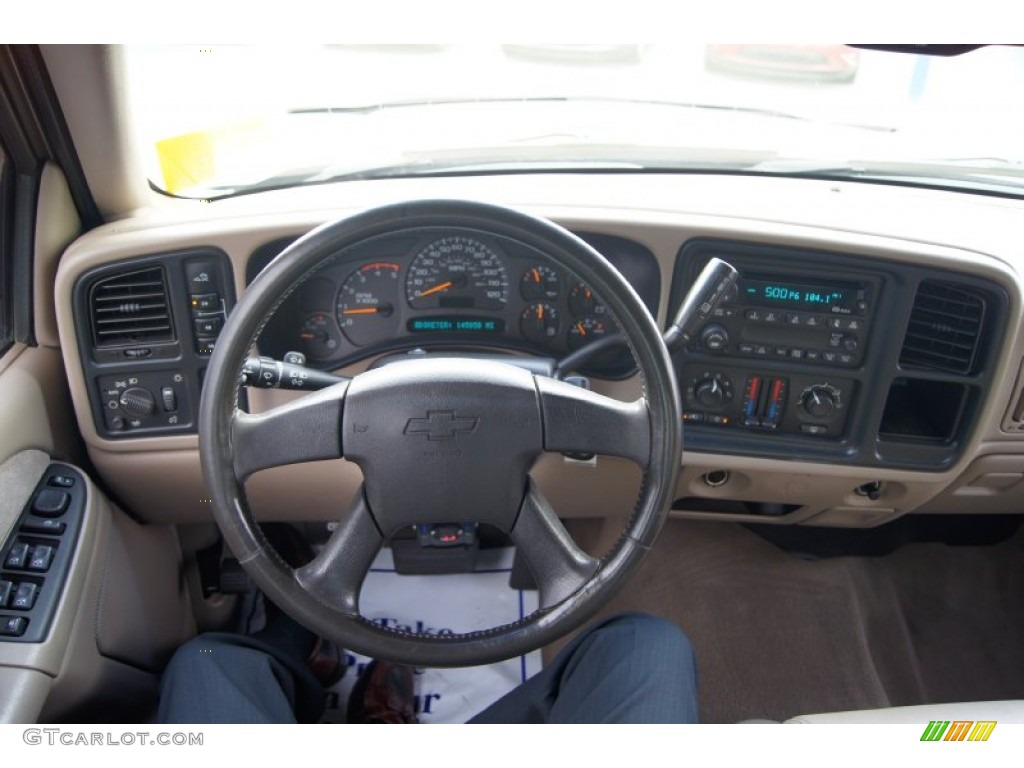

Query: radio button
(754, 345), (769, 356)
(700, 324), (730, 351)
(763, 311), (782, 324)
(821, 351), (838, 363)
(839, 353), (856, 365)
(774, 346), (789, 358)
(804, 315), (824, 327)
(801, 424), (828, 435)
(738, 343), (755, 355)
(786, 313), (803, 325)
(683, 412), (705, 424)
(805, 350), (821, 362)
(789, 349), (805, 360)
(745, 309), (763, 322)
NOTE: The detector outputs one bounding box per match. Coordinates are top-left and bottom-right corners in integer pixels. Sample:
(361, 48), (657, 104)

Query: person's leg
(469, 613), (698, 724)
(156, 632), (325, 724)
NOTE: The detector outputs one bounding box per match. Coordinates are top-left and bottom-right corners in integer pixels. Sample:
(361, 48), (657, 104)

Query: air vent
(89, 267), (174, 348)
(899, 280), (985, 375)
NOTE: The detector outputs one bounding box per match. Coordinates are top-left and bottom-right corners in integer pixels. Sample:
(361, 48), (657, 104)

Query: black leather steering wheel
(199, 200), (681, 667)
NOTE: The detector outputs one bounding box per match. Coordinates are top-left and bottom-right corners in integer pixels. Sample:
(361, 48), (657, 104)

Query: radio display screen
(738, 278), (860, 312)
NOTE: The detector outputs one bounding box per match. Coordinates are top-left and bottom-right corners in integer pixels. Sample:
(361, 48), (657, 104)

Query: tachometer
(336, 262), (401, 346)
(405, 236), (509, 311)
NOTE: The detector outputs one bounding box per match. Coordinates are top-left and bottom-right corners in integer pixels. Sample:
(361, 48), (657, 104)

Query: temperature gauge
(567, 316), (609, 350)
(298, 313), (341, 359)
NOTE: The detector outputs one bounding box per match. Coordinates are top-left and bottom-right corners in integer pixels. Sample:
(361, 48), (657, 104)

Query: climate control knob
(800, 386), (837, 419)
(694, 378), (726, 407)
(700, 324), (730, 352)
(119, 387), (156, 419)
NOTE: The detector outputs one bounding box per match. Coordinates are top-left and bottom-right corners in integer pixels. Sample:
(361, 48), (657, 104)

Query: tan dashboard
(52, 172), (1024, 528)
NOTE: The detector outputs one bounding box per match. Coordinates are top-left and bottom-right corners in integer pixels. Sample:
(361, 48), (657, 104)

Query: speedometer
(405, 236), (509, 311)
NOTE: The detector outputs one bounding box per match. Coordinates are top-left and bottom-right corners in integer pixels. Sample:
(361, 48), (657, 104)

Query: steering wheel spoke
(535, 375), (651, 466)
(231, 381), (349, 480)
(510, 480), (600, 609)
(294, 489), (383, 616)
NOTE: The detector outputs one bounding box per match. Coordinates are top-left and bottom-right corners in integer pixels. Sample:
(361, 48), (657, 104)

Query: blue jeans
(157, 613), (699, 724)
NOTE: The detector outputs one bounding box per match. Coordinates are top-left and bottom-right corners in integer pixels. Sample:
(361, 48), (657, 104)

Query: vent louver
(899, 280), (985, 375)
(89, 267), (174, 347)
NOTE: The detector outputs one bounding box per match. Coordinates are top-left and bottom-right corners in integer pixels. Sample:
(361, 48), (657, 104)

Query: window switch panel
(11, 582), (39, 611)
(28, 545), (55, 572)
(0, 616), (28, 637)
(4, 542), (30, 570)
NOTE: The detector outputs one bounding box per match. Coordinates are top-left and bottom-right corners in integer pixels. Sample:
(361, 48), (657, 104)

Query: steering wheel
(199, 200), (681, 667)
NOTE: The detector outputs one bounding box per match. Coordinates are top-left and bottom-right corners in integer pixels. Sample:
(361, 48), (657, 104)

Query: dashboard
(249, 230), (660, 380)
(50, 173), (1024, 528)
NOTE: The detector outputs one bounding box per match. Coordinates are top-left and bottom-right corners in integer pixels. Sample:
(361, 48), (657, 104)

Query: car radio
(687, 273), (873, 368)
(670, 242), (885, 440)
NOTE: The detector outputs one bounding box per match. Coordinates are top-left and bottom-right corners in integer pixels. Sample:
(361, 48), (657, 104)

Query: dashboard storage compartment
(879, 378), (967, 443)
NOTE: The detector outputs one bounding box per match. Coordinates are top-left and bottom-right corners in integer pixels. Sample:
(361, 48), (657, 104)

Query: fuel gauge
(520, 302), (560, 345)
(299, 313), (342, 359)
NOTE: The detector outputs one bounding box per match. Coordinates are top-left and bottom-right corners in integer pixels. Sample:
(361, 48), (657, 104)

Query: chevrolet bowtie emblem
(404, 411), (480, 441)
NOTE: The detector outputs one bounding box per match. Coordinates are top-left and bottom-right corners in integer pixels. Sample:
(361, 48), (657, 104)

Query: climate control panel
(682, 365), (854, 438)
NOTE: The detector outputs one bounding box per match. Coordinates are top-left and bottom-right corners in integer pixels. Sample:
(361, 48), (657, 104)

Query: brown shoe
(347, 660), (419, 723)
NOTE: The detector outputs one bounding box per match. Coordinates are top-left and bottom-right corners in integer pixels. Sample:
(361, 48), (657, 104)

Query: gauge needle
(532, 268), (541, 283)
(536, 304), (544, 320)
(576, 321), (587, 336)
(342, 303), (393, 317)
(417, 280), (454, 298)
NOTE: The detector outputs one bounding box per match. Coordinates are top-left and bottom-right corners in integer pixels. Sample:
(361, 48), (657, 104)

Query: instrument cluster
(252, 230), (661, 378)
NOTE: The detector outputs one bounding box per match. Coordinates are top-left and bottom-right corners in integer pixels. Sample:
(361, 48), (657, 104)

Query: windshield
(122, 44), (1024, 199)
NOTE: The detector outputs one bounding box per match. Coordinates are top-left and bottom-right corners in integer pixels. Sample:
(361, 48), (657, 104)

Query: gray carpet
(557, 516), (1024, 723)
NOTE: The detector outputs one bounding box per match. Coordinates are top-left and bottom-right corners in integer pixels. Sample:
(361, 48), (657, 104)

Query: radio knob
(801, 387), (836, 419)
(119, 387), (156, 419)
(700, 324), (730, 351)
(694, 377), (725, 407)
(842, 336), (859, 352)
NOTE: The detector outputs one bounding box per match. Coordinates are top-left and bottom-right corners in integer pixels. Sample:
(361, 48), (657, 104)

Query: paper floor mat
(323, 547), (541, 724)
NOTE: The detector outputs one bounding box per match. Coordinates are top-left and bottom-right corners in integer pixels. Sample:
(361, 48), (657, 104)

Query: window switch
(47, 475), (75, 488)
(20, 518), (66, 535)
(0, 616), (28, 637)
(0, 581), (12, 608)
(11, 582), (39, 611)
(4, 542), (30, 570)
(28, 545), (55, 572)
(32, 489), (70, 518)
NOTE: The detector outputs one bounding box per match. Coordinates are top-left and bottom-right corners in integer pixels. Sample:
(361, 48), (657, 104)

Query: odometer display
(407, 316), (506, 334)
(405, 236), (510, 311)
